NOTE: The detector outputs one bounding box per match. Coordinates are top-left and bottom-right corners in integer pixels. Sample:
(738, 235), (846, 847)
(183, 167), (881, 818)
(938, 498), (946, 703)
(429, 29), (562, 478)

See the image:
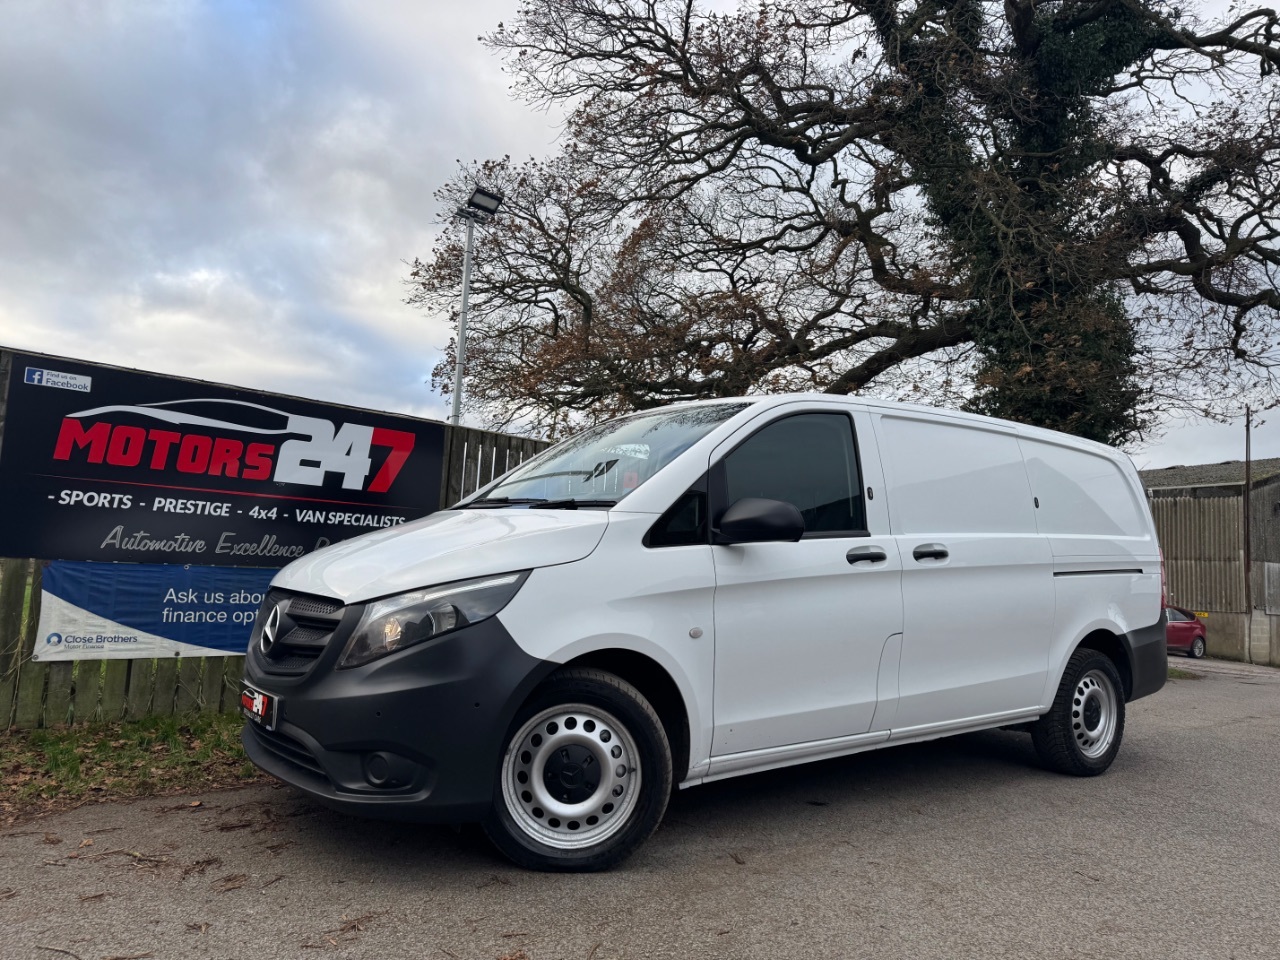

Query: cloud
(0, 0), (1272, 465)
(0, 0), (556, 422)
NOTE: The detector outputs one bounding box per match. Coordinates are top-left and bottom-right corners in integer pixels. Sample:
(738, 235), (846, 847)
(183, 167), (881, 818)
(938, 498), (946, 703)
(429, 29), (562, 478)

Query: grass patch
(1167, 665), (1202, 681)
(0, 713), (264, 826)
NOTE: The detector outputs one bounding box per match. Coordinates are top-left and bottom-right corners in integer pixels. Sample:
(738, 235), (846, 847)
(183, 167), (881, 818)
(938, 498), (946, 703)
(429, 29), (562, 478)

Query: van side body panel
(871, 412), (1055, 727)
(705, 401), (905, 756)
(497, 512), (717, 780)
(1017, 432), (1165, 705)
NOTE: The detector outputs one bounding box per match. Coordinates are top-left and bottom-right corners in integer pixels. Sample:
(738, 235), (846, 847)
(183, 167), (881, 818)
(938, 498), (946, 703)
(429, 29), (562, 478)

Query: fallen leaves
(182, 857), (222, 878)
(0, 714), (264, 827)
(157, 800), (205, 814)
(213, 873), (248, 892)
(300, 911), (389, 951)
(35, 947), (83, 960)
(91, 849), (171, 872)
(335, 912), (385, 935)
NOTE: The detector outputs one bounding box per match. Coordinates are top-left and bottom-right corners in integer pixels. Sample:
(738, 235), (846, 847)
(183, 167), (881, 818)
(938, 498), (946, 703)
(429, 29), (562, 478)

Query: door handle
(912, 543), (949, 561)
(846, 546), (888, 565)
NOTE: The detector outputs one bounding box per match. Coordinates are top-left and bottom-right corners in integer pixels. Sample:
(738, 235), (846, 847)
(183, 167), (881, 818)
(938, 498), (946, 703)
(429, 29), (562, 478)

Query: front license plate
(241, 684), (278, 730)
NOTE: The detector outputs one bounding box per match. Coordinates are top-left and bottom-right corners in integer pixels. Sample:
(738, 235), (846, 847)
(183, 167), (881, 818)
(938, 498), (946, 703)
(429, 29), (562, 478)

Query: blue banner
(35, 560), (275, 660)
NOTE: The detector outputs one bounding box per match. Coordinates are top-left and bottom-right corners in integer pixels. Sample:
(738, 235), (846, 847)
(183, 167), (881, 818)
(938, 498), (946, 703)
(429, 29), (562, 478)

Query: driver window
(721, 413), (866, 536)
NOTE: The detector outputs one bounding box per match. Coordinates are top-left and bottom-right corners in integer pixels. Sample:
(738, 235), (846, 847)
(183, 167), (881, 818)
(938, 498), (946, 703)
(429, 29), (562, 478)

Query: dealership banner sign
(34, 561), (275, 660)
(0, 352), (445, 566)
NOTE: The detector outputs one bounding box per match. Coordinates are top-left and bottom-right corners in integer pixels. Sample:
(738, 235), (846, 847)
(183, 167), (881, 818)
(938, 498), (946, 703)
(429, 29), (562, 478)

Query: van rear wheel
(1031, 649), (1126, 776)
(483, 668), (671, 871)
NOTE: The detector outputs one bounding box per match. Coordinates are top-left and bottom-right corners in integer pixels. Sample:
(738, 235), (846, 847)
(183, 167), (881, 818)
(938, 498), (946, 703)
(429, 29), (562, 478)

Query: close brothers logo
(50, 399), (416, 493)
(43, 633), (139, 645)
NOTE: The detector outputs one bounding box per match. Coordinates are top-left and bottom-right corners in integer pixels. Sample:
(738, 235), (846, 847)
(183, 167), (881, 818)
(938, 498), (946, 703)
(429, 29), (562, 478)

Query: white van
(241, 395), (1166, 871)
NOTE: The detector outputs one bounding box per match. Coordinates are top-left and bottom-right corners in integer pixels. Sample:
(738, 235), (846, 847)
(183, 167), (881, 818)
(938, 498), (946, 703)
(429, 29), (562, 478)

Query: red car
(1165, 606), (1207, 659)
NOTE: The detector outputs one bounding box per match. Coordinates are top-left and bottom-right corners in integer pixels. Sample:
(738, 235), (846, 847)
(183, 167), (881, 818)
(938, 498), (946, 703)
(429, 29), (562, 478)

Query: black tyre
(1031, 649), (1126, 776)
(482, 668), (672, 871)
(1189, 635), (1206, 659)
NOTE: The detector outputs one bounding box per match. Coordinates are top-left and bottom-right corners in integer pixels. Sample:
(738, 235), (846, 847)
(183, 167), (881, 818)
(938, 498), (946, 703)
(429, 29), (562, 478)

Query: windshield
(471, 403), (751, 506)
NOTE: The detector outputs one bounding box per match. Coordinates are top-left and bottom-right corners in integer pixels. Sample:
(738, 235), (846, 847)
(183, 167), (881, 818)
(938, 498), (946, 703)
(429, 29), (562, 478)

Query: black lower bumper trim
(1124, 612), (1168, 702)
(245, 723), (328, 780)
(241, 615), (557, 823)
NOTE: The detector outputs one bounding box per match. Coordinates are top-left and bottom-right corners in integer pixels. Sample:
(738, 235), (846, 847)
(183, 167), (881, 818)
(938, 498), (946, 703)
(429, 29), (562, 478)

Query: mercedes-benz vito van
(241, 396), (1165, 871)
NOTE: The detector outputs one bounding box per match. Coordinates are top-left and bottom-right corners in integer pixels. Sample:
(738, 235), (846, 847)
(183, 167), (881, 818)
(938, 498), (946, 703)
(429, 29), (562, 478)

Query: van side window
(720, 413), (866, 536)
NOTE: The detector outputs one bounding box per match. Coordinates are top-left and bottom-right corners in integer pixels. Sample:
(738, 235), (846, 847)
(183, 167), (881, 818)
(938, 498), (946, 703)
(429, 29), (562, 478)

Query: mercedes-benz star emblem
(261, 602), (285, 655)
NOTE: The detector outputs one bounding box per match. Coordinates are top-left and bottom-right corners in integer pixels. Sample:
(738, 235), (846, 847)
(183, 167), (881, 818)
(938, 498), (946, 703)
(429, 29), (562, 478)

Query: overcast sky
(0, 0), (1274, 468)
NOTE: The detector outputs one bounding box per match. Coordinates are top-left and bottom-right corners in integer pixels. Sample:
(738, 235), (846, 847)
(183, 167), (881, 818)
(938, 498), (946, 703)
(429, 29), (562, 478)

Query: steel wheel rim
(1072, 669), (1118, 759)
(1192, 637), (1205, 658)
(500, 703), (642, 850)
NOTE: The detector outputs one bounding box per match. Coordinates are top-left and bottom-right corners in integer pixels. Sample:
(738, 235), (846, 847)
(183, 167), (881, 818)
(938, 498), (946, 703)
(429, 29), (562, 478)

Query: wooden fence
(0, 424), (547, 730)
(440, 425), (547, 506)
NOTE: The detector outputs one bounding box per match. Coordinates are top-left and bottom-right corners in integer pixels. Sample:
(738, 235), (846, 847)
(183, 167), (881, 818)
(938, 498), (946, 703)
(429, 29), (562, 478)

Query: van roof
(668, 393), (1126, 459)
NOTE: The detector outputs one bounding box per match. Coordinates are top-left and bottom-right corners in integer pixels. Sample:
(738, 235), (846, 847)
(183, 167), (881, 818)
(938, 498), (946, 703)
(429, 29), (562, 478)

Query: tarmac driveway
(2, 657), (1279, 960)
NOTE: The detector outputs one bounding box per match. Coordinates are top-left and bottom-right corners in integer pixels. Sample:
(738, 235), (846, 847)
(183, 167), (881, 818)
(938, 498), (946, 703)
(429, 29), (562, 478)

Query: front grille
(260, 652), (318, 673)
(286, 595), (343, 617)
(255, 589), (348, 677)
(281, 625), (329, 648)
(248, 724), (329, 782)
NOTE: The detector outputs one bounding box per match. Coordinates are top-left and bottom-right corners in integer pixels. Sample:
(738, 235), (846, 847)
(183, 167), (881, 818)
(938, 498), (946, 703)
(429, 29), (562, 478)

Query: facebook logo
(22, 366), (91, 392)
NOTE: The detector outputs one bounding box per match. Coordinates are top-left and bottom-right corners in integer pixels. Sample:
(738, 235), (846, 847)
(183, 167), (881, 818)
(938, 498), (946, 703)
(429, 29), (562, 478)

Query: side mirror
(715, 497), (804, 544)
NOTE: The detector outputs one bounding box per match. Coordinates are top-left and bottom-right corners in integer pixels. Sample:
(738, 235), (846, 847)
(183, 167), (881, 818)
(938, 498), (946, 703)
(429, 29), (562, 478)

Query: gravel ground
(2, 657), (1278, 960)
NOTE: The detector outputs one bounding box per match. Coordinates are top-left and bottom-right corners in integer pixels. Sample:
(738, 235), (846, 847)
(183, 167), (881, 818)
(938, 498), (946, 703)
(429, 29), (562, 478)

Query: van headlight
(338, 571), (530, 668)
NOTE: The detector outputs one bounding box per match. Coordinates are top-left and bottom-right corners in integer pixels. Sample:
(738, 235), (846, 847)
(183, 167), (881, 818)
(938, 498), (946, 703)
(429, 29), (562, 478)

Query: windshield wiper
(460, 496), (618, 510)
(458, 497), (548, 509)
(534, 498), (618, 509)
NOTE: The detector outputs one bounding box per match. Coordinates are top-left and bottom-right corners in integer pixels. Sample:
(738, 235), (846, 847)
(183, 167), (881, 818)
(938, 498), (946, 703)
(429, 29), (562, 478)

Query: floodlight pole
(447, 187), (503, 427)
(1244, 404), (1253, 661)
(449, 213), (477, 427)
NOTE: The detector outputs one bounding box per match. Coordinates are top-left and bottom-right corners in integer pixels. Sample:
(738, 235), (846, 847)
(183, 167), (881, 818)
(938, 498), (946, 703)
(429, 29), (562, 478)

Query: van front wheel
(1031, 649), (1126, 776)
(483, 668), (672, 871)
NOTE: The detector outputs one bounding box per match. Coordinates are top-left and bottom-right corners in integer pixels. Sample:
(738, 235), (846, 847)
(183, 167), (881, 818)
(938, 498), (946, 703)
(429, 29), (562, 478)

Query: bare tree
(408, 0), (1280, 443)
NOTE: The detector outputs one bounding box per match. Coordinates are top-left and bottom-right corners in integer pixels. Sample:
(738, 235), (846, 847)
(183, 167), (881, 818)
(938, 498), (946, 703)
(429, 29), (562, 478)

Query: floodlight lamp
(466, 187), (504, 216)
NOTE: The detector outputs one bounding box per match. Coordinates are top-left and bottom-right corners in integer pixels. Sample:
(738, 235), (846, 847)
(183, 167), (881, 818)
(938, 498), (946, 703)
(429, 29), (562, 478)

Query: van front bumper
(241, 615), (557, 823)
